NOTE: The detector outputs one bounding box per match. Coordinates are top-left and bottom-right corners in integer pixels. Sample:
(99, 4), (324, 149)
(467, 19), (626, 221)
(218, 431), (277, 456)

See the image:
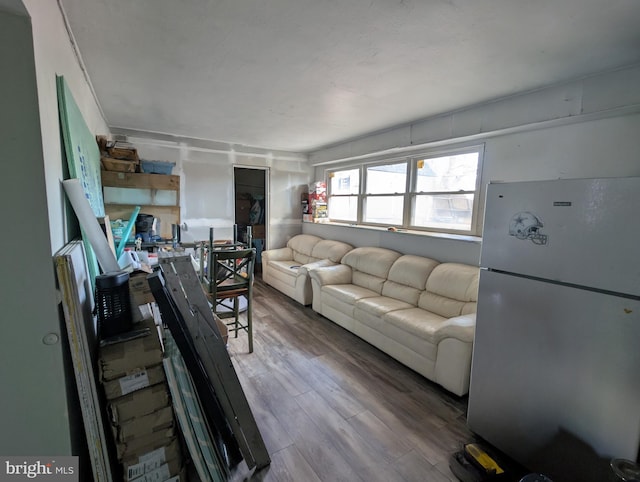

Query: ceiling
(59, 0), (640, 153)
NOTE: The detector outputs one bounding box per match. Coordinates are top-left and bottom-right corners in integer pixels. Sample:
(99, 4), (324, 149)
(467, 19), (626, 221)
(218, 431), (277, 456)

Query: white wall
(303, 222), (482, 265)
(0, 0), (109, 457)
(0, 5), (72, 455)
(307, 66), (640, 265)
(24, 0), (109, 253)
(123, 137), (312, 249)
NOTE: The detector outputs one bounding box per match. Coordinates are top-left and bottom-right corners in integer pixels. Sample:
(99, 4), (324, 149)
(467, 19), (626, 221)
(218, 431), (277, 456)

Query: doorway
(233, 167), (268, 271)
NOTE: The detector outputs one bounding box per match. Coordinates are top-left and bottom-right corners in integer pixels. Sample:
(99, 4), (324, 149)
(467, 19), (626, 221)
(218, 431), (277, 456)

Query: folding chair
(209, 247), (256, 353)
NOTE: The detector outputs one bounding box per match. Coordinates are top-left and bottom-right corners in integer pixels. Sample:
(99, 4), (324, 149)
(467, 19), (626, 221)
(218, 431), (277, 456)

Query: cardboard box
(107, 146), (140, 163)
(102, 364), (167, 400)
(312, 202), (328, 218)
(108, 383), (170, 424)
(99, 319), (163, 381)
(122, 438), (181, 481)
(126, 458), (181, 482)
(116, 426), (175, 460)
(101, 157), (137, 172)
(165, 467), (187, 482)
(250, 224), (265, 239)
(113, 406), (174, 443)
(214, 315), (229, 345)
(129, 271), (155, 306)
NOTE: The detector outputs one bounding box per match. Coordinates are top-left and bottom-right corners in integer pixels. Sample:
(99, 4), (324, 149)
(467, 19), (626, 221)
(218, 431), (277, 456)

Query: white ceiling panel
(59, 0), (640, 152)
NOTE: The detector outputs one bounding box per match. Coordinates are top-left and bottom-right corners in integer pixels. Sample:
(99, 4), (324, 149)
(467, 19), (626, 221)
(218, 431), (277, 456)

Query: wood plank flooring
(224, 278), (473, 482)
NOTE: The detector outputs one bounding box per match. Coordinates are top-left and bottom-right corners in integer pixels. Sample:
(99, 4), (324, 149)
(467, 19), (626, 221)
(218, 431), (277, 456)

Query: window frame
(362, 158), (410, 227)
(407, 145), (484, 235)
(326, 166), (362, 223)
(326, 144), (484, 235)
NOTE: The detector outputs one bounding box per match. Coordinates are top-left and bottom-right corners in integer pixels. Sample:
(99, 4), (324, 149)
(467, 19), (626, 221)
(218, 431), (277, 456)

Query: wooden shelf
(103, 204), (180, 215)
(101, 170), (180, 239)
(101, 171), (179, 191)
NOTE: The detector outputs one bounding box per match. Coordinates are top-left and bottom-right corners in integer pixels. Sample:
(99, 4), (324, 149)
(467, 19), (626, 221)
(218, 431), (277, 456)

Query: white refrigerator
(467, 177), (640, 481)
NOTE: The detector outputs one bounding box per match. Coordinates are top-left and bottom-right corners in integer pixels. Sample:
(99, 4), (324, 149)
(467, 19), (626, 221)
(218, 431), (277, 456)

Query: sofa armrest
(308, 264), (352, 286)
(434, 313), (476, 396)
(297, 258), (336, 278)
(433, 313), (476, 344)
(262, 247), (293, 263)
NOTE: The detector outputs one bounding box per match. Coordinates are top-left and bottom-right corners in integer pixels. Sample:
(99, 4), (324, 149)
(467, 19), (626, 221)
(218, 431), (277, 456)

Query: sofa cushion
(353, 307), (439, 361)
(342, 247), (401, 294)
(342, 247), (401, 278)
(382, 255), (440, 305)
(287, 234), (323, 264)
(355, 296), (414, 317)
(378, 310), (475, 360)
(311, 240), (353, 263)
(383, 310), (476, 345)
(321, 284), (379, 306)
(297, 258), (337, 278)
(270, 259), (303, 277)
(418, 263), (479, 318)
(383, 308), (447, 344)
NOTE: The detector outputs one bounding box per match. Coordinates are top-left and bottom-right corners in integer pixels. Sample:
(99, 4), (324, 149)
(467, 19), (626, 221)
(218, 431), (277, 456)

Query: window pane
(330, 169), (359, 195)
(413, 194), (474, 231)
(416, 152), (478, 192)
(364, 195), (404, 224)
(366, 163), (407, 194)
(329, 196), (357, 221)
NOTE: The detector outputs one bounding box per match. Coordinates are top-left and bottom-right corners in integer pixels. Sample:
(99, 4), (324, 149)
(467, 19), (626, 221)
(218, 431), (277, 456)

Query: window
(328, 168), (359, 222)
(363, 162), (407, 225)
(327, 145), (482, 234)
(411, 151), (480, 232)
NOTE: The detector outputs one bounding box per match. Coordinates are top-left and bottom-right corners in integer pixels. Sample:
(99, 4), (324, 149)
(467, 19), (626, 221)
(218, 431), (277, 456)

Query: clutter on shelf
(303, 181), (328, 223)
(96, 135), (175, 175)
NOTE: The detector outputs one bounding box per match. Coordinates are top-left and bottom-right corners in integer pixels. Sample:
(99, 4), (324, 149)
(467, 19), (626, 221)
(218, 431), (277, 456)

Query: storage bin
(140, 160), (175, 175)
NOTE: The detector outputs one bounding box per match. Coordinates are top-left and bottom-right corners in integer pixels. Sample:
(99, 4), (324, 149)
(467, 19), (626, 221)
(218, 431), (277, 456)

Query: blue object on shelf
(141, 160), (175, 175)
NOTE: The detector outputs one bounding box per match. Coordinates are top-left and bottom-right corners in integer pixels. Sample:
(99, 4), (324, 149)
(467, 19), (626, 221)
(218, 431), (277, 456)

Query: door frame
(233, 165), (269, 248)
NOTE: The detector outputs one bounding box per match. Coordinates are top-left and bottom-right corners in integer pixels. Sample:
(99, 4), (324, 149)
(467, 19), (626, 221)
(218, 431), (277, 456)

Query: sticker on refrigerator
(508, 212), (548, 245)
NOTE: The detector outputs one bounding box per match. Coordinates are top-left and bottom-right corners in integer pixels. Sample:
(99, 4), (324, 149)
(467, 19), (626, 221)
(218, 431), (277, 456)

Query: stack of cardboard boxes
(99, 318), (185, 482)
(97, 137), (141, 173)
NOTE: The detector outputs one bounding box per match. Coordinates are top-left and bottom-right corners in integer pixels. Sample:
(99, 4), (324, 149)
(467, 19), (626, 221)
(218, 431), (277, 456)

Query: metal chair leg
(247, 296), (253, 353)
(233, 296), (240, 338)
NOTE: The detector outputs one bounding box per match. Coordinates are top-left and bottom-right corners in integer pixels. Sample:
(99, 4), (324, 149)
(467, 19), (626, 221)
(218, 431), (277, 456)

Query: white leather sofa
(261, 234), (353, 305)
(308, 247), (479, 396)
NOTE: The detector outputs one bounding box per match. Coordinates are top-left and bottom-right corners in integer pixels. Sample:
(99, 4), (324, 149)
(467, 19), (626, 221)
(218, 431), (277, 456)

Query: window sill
(304, 220), (482, 244)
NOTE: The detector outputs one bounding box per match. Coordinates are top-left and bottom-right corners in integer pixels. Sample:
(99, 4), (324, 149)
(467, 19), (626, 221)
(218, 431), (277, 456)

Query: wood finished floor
(225, 277), (472, 482)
